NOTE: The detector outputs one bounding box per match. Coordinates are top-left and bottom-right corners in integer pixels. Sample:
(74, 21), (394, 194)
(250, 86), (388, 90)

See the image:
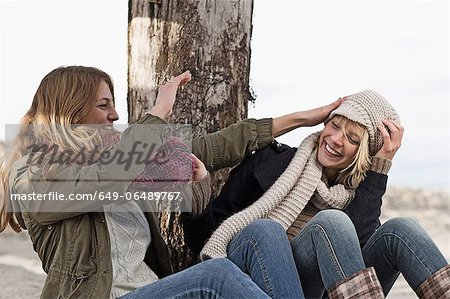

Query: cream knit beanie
(326, 89), (400, 156)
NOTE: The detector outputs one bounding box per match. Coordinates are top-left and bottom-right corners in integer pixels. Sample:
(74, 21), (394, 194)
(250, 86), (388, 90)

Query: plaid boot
(416, 264), (450, 299)
(328, 267), (384, 299)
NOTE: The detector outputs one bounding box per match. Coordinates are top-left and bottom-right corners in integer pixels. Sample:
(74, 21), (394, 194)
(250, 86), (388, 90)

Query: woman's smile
(324, 142), (342, 157)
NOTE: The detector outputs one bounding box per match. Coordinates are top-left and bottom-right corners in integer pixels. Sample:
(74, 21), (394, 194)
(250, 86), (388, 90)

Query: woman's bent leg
(227, 219), (304, 298)
(119, 258), (269, 299)
(362, 217), (449, 296)
(290, 210), (367, 298)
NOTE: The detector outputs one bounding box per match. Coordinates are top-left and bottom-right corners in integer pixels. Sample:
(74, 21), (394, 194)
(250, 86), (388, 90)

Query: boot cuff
(416, 264), (450, 299)
(328, 267), (384, 299)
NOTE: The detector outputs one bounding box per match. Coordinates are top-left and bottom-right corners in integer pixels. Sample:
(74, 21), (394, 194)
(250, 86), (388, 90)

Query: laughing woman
(184, 90), (450, 298)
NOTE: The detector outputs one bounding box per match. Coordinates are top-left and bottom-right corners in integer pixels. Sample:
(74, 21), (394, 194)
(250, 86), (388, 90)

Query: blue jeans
(227, 219), (304, 298)
(362, 217), (449, 296)
(290, 210), (366, 298)
(119, 258), (269, 299)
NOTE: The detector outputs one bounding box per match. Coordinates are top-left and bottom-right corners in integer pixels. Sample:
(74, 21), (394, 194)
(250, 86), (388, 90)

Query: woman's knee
(291, 210), (358, 249)
(364, 217), (430, 256)
(379, 217), (426, 237)
(199, 258), (239, 277)
(241, 219), (286, 239)
(229, 219), (292, 260)
(310, 209), (355, 232)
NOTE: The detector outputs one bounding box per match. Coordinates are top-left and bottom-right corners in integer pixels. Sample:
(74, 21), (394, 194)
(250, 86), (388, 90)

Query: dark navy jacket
(183, 141), (387, 255)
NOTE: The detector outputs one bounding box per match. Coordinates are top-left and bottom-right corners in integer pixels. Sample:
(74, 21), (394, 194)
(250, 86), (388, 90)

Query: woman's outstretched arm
(272, 97), (346, 137)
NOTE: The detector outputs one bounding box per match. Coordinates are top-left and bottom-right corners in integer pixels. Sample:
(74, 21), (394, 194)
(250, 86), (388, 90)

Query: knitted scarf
(200, 132), (355, 260)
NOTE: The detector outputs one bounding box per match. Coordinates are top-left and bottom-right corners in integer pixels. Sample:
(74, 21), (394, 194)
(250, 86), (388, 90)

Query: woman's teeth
(325, 143), (341, 156)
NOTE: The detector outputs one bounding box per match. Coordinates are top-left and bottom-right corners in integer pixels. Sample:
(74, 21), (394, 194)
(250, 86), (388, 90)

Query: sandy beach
(0, 186), (448, 299)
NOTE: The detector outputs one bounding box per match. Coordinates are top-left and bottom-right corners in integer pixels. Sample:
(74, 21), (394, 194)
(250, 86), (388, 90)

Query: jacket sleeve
(192, 118), (273, 172)
(11, 114), (169, 225)
(344, 170), (388, 247)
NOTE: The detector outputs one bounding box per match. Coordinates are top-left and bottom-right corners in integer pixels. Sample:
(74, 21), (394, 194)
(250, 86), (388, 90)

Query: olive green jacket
(9, 115), (273, 299)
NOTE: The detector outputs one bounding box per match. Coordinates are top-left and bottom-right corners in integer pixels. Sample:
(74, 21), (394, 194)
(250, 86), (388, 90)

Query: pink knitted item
(131, 136), (194, 191)
(41, 129), (195, 191)
(101, 130), (194, 191)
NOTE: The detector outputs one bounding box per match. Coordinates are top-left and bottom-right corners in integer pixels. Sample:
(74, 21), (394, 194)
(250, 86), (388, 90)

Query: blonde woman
(184, 90), (449, 298)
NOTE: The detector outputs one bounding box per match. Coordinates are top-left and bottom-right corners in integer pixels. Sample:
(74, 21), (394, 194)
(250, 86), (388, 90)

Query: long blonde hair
(329, 115), (371, 189)
(0, 66), (115, 233)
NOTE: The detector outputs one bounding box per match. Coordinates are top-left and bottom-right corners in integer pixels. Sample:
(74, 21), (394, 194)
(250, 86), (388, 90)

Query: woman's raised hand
(375, 120), (404, 160)
(150, 70), (192, 119)
(272, 96), (347, 138)
(302, 96), (347, 127)
(191, 154), (208, 182)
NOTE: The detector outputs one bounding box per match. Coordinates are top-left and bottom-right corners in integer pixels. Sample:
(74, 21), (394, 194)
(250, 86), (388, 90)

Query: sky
(0, 0), (449, 191)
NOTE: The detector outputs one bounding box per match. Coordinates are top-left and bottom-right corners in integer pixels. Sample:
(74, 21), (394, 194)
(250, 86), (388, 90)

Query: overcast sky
(0, 0), (448, 191)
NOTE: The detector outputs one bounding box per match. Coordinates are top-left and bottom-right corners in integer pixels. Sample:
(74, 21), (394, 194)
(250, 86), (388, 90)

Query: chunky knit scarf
(200, 132), (355, 260)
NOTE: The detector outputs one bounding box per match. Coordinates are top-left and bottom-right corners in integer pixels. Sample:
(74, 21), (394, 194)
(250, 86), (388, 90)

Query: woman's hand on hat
(376, 119), (404, 160)
(150, 70), (192, 119)
(191, 154), (208, 182)
(272, 96), (348, 137)
(302, 96), (348, 127)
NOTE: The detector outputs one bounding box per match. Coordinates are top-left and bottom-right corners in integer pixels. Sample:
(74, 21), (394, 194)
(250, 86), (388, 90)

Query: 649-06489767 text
(10, 191), (183, 202)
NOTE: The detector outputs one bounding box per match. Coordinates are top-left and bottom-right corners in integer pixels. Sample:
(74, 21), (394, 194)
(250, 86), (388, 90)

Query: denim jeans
(290, 210), (366, 298)
(362, 217), (449, 296)
(227, 219), (304, 298)
(119, 258), (269, 299)
(290, 211), (449, 298)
